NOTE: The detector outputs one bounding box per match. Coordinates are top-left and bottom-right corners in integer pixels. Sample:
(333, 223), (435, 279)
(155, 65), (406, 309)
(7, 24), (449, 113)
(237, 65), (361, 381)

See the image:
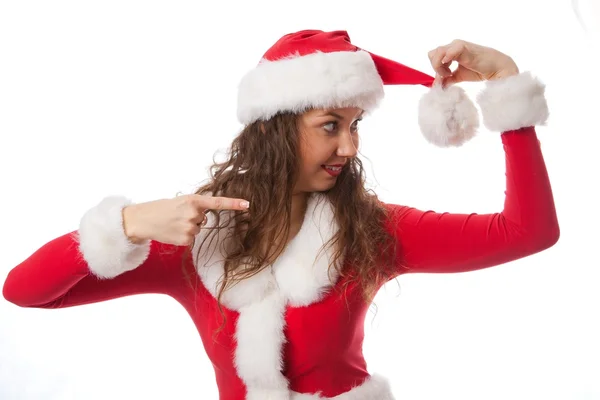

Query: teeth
(325, 166), (341, 171)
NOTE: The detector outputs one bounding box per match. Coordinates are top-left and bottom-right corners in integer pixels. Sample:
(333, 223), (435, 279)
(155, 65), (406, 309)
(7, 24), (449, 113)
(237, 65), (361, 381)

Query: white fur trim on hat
(76, 196), (150, 279)
(237, 50), (384, 125)
(417, 84), (480, 147)
(476, 71), (549, 132)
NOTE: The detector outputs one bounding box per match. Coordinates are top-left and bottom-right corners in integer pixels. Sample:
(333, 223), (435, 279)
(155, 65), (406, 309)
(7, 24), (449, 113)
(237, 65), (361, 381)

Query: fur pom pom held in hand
(417, 83), (480, 147)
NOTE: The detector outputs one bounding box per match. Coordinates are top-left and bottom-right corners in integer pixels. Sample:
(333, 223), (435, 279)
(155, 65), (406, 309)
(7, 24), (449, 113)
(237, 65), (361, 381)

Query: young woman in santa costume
(3, 30), (558, 399)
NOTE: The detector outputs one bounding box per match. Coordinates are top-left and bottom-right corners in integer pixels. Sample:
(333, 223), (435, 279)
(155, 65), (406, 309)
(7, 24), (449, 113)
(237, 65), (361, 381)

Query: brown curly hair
(188, 111), (398, 306)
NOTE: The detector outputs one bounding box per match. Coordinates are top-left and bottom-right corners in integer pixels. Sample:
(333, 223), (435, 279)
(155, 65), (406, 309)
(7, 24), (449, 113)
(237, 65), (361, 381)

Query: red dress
(3, 74), (559, 399)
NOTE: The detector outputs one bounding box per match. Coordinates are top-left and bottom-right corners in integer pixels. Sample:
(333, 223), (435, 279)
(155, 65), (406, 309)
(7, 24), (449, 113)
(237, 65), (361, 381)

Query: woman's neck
(291, 192), (308, 224)
(289, 192), (309, 240)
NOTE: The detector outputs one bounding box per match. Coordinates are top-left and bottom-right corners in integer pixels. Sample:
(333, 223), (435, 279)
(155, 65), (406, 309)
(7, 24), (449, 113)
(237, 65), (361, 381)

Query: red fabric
(385, 127), (559, 274)
(262, 29), (435, 87)
(2, 126), (558, 399)
(368, 51), (435, 88)
(2, 236), (190, 308)
(263, 30), (359, 60)
(283, 279), (371, 397)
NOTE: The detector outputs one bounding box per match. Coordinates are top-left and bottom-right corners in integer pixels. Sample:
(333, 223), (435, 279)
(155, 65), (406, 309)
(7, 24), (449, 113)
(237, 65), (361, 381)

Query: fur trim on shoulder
(77, 196), (150, 279)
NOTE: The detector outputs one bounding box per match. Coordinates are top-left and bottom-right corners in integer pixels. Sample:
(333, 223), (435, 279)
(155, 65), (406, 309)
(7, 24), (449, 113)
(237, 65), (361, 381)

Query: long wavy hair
(188, 111), (398, 306)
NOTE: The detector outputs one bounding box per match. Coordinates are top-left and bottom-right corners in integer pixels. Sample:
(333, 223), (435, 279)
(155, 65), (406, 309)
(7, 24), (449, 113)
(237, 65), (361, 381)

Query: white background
(1, 1), (599, 399)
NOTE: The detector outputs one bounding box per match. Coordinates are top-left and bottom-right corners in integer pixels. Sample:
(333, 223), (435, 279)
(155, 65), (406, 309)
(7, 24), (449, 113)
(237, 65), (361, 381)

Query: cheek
(298, 139), (313, 169)
(299, 135), (330, 168)
(299, 150), (323, 172)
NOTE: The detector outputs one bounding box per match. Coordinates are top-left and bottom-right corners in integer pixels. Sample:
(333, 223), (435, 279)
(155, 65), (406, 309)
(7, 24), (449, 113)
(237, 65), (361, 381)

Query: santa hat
(236, 29), (480, 147)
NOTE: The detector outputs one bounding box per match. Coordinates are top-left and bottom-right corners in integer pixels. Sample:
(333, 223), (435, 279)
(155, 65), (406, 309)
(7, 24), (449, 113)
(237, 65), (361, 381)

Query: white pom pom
(418, 84), (480, 147)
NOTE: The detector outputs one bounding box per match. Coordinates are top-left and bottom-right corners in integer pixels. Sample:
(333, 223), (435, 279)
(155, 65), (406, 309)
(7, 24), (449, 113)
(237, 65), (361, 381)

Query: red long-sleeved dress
(3, 72), (559, 399)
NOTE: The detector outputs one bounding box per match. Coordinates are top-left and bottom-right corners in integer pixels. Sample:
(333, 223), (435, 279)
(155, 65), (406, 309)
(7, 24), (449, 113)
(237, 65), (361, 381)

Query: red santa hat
(236, 29), (480, 147)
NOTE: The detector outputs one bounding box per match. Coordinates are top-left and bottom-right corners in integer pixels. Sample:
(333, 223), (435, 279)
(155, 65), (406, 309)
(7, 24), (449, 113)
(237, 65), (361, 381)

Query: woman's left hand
(428, 40), (520, 87)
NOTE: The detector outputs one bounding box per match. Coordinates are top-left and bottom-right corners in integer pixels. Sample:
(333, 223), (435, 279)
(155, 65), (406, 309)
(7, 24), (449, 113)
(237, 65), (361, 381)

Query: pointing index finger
(194, 195), (250, 211)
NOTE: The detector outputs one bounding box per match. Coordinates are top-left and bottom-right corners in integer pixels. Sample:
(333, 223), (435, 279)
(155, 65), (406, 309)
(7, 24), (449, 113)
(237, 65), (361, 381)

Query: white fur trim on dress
(476, 71), (549, 132)
(76, 196), (150, 279)
(291, 374), (395, 399)
(417, 83), (480, 147)
(194, 194), (343, 399)
(237, 50), (385, 125)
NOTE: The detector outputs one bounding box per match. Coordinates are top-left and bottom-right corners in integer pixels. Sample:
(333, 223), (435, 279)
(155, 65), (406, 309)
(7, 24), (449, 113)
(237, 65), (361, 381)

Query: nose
(336, 131), (358, 158)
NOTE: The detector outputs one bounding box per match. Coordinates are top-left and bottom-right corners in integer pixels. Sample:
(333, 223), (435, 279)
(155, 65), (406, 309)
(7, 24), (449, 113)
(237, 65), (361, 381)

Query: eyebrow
(321, 110), (364, 120)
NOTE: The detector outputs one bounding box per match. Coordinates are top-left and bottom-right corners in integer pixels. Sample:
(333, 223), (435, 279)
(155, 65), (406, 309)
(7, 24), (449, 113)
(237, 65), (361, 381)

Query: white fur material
(194, 194), (350, 399)
(418, 83), (480, 147)
(273, 196), (340, 307)
(476, 71), (549, 132)
(77, 196), (150, 279)
(235, 292), (289, 399)
(236, 50), (384, 125)
(291, 374), (395, 399)
(195, 194), (340, 308)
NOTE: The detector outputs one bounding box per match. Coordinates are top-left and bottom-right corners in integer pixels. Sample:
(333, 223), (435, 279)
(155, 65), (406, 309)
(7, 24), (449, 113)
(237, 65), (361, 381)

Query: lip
(321, 164), (344, 177)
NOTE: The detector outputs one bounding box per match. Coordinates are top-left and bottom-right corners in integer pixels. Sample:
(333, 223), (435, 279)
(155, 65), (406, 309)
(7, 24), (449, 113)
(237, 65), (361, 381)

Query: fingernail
(240, 201), (250, 208)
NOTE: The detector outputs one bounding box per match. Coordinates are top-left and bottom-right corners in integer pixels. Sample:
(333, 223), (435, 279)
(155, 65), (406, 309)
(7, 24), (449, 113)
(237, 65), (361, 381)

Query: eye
(323, 121), (338, 133)
(351, 118), (362, 133)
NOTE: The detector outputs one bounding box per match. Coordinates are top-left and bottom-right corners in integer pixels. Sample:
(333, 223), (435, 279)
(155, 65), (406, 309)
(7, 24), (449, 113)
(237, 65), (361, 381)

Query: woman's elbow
(528, 219), (560, 254)
(2, 274), (23, 307)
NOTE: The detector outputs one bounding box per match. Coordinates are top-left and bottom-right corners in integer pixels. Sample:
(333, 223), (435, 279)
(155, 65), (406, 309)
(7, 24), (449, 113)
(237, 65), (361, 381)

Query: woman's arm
(2, 196), (191, 308)
(385, 72), (559, 275)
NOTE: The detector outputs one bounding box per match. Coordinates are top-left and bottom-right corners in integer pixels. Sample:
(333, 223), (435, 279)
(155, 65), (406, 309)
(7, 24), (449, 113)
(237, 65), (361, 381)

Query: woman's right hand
(122, 195), (250, 246)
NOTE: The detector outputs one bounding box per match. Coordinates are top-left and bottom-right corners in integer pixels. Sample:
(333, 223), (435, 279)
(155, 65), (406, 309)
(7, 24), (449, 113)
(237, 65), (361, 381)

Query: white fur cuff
(476, 71), (549, 132)
(77, 196), (150, 279)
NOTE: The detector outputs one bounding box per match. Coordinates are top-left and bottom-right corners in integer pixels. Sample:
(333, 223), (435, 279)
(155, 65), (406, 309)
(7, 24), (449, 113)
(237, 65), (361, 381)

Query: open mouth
(322, 165), (343, 176)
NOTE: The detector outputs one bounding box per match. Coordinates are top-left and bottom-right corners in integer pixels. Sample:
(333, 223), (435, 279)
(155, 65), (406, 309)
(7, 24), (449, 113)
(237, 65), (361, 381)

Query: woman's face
(294, 107), (363, 193)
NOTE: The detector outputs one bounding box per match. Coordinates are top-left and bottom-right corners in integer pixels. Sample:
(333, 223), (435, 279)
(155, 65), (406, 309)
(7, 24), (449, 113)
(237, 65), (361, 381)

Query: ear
(259, 122), (266, 134)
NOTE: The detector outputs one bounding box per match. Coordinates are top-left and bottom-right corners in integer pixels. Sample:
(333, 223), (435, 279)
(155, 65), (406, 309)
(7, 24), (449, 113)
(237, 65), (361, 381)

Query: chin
(311, 181), (337, 192)
(295, 182), (334, 194)
(295, 173), (339, 193)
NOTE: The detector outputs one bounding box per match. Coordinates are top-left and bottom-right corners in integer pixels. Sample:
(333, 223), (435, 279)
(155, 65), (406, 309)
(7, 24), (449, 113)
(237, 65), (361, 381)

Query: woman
(2, 30), (559, 399)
